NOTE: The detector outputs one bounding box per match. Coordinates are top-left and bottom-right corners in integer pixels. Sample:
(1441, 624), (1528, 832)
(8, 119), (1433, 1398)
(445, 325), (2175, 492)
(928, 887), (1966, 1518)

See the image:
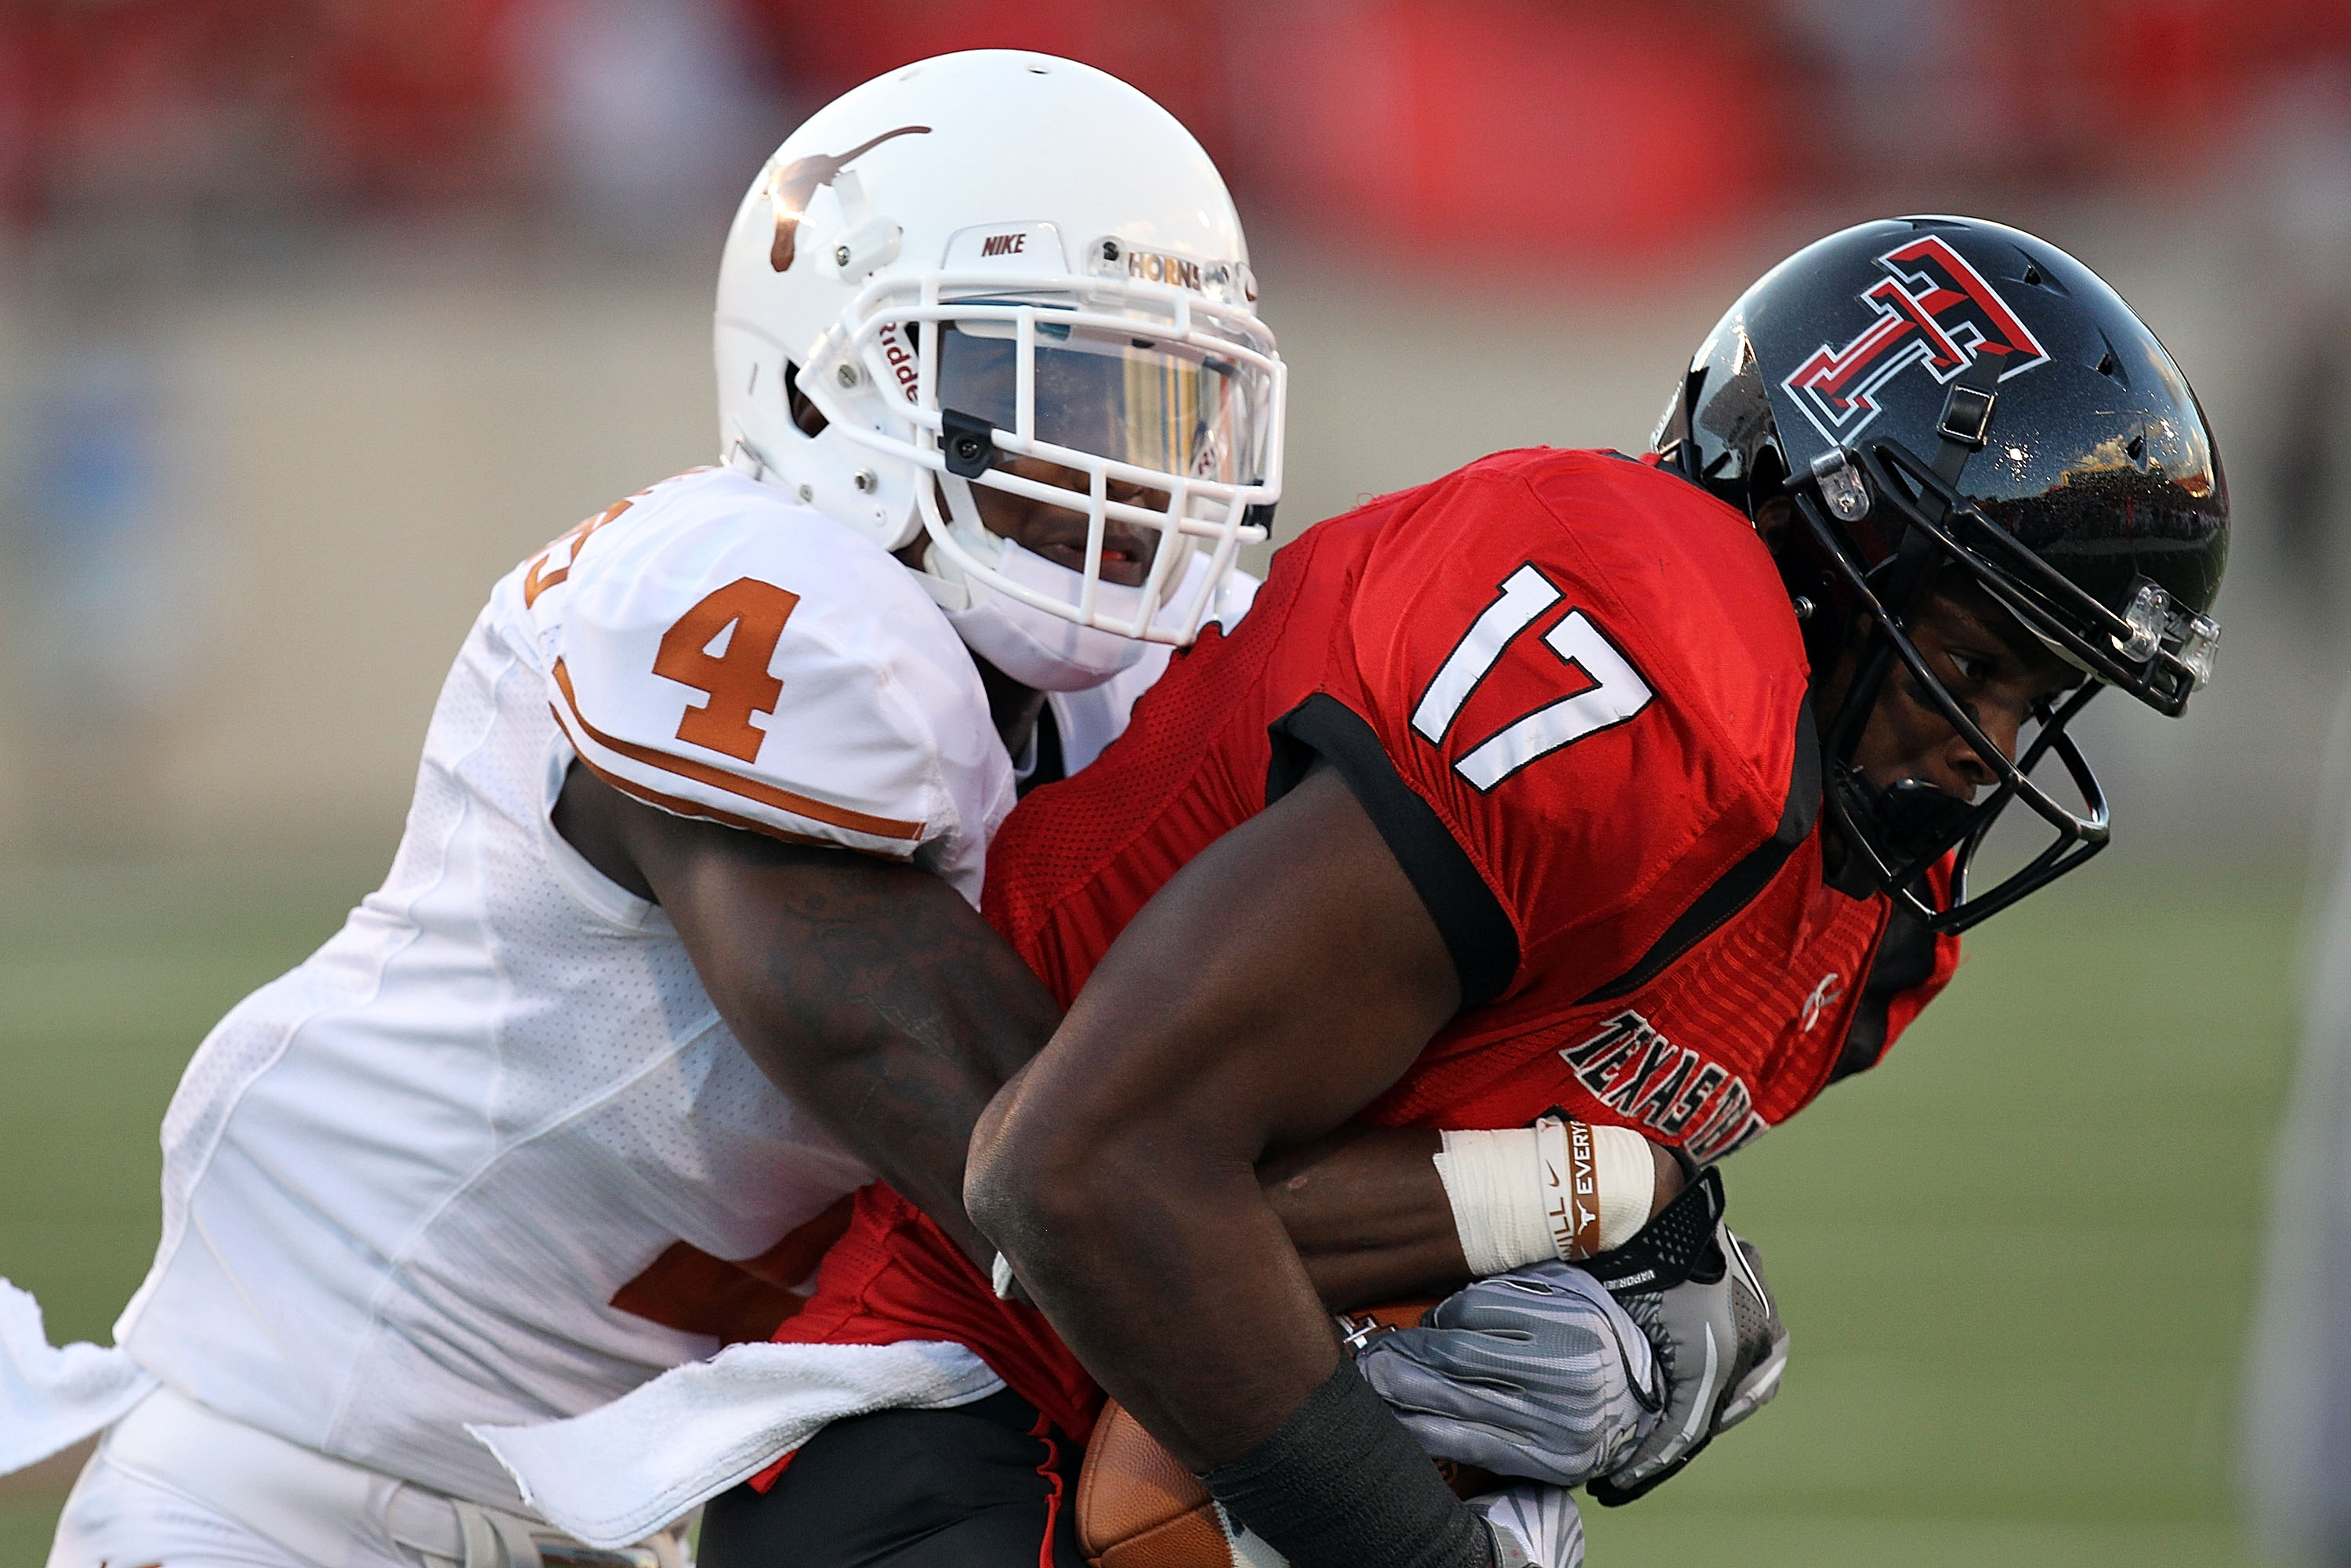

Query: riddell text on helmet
(876, 322), (919, 404)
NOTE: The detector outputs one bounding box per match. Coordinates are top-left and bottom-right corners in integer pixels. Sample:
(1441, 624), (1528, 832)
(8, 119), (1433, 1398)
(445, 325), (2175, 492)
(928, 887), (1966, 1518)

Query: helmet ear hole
(784, 361), (828, 439)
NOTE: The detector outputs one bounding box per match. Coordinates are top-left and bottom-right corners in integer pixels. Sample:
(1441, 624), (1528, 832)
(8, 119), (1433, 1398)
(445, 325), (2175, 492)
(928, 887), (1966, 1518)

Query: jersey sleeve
(528, 471), (1012, 897)
(1282, 454), (1813, 1009)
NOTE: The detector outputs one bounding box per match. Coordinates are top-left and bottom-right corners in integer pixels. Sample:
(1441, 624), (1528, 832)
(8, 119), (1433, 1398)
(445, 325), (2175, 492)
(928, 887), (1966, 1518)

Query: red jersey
(767, 448), (1959, 1447)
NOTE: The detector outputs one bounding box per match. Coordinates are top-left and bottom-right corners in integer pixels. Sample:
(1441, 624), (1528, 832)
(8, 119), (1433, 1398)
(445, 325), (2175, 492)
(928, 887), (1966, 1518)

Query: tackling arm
(554, 762), (1060, 1269)
(559, 761), (1676, 1313)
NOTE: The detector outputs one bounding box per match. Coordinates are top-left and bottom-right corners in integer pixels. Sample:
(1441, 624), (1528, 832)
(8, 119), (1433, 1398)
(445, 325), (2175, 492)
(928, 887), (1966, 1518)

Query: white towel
(0, 1277), (159, 1475)
(469, 1338), (1004, 1548)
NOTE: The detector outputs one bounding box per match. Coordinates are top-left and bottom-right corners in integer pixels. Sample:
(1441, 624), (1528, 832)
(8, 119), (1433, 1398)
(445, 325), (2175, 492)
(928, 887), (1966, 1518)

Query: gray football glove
(1473, 1481), (1585, 1568)
(1352, 1262), (1660, 1487)
(1578, 1166), (1787, 1506)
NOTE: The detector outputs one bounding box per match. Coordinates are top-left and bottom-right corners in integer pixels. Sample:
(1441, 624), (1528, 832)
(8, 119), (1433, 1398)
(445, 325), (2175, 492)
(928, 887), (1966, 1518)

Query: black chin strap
(1861, 348), (2004, 617)
(1929, 350), (2005, 488)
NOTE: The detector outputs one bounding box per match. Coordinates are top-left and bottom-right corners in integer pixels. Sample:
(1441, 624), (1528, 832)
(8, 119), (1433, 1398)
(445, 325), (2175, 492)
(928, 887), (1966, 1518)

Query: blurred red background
(5, 0), (2346, 266)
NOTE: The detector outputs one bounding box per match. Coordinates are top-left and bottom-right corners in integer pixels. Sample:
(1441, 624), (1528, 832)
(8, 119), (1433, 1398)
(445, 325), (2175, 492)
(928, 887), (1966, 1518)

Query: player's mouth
(1027, 522), (1158, 587)
(966, 458), (1175, 591)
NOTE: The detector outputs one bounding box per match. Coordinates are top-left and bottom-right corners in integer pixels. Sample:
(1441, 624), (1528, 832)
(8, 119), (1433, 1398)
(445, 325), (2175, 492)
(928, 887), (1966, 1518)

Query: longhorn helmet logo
(1780, 235), (2049, 445)
(766, 125), (932, 272)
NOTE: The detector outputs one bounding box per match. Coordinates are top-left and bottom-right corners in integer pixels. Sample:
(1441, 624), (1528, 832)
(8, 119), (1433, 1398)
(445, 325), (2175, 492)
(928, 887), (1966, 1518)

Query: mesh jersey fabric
(112, 469), (1018, 1507)
(1041, 560), (1260, 783)
(773, 447), (1961, 1441)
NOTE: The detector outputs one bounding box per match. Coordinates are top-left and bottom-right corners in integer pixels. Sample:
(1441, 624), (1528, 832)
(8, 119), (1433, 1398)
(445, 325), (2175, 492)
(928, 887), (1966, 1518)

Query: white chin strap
(925, 478), (1153, 692)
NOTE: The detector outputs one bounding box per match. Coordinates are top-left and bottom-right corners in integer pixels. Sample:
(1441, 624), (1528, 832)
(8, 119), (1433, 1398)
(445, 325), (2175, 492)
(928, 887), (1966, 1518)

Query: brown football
(1074, 1300), (1498, 1568)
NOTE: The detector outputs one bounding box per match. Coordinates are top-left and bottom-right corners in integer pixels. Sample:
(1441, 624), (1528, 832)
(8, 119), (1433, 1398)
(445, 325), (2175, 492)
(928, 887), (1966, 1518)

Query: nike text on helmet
(713, 50), (1285, 668)
(1654, 215), (2228, 933)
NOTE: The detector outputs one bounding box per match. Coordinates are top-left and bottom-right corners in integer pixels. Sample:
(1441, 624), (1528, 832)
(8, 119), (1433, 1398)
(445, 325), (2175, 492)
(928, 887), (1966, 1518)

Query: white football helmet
(713, 51), (1284, 686)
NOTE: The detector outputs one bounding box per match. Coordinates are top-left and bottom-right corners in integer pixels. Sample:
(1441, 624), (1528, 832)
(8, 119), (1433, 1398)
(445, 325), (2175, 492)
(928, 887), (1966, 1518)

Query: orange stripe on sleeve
(551, 661), (928, 842)
(558, 743), (922, 864)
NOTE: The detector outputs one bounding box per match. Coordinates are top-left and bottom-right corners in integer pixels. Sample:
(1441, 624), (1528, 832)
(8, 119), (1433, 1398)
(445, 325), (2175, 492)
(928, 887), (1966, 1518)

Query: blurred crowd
(4, 0), (2351, 856)
(2, 0), (2347, 269)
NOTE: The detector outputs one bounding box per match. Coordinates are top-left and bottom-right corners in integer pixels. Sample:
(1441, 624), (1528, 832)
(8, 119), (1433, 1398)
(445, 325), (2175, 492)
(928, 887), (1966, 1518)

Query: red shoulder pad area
(1330, 449), (1812, 1001)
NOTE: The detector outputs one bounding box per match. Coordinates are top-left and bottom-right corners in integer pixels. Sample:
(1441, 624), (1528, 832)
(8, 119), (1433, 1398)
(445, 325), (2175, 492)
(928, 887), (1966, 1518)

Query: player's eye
(1948, 650), (1993, 684)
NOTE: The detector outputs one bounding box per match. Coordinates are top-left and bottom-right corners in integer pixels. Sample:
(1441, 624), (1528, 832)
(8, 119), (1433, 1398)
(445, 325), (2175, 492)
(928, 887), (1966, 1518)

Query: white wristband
(1433, 1120), (1658, 1273)
(1588, 1124), (1657, 1251)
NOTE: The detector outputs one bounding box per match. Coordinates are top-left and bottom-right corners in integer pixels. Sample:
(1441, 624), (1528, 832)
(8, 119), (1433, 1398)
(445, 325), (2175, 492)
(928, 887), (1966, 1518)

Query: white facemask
(926, 536), (1154, 692)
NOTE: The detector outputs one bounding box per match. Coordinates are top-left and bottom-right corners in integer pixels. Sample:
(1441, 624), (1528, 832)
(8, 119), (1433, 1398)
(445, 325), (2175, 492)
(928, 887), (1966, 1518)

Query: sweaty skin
(1757, 500), (2078, 805)
(963, 582), (2074, 1472)
(551, 772), (1057, 1269)
(556, 756), (1597, 1298)
(966, 763), (1465, 1468)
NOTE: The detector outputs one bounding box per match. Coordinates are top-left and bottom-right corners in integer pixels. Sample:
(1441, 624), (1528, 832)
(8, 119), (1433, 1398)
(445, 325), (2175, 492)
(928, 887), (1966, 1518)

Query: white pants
(50, 1447), (323, 1568)
(45, 1386), (687, 1568)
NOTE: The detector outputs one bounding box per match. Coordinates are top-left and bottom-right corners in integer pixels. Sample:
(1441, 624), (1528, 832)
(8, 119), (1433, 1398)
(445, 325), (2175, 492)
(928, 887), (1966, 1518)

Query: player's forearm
(1258, 1127), (1464, 1309)
(605, 782), (1062, 1267)
(978, 1127), (1505, 1568)
(761, 999), (1042, 1265)
(973, 1107), (1355, 1469)
(1262, 1123), (1687, 1310)
(969, 766), (1502, 1566)
(724, 922), (1060, 1266)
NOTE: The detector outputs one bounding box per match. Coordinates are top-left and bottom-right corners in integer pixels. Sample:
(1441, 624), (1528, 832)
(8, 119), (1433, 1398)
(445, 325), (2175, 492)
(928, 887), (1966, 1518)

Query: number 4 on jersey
(653, 578), (801, 762)
(1411, 564), (1653, 791)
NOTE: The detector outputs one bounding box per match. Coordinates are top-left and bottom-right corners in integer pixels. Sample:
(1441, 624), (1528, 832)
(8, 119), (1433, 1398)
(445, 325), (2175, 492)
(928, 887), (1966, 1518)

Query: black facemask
(1655, 214), (2227, 934)
(1842, 771), (1977, 867)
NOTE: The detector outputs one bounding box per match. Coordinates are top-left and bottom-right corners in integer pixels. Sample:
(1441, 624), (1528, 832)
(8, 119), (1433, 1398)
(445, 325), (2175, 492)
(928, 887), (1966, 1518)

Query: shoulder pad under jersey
(520, 468), (1012, 893)
(1328, 450), (1812, 993)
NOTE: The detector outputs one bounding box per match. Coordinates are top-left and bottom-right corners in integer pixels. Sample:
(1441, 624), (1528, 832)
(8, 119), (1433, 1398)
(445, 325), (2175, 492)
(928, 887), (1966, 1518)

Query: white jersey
(111, 468), (1020, 1507)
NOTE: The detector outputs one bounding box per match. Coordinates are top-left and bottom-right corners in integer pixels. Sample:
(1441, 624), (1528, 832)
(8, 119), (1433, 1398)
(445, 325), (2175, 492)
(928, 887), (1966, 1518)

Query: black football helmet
(1654, 216), (2228, 932)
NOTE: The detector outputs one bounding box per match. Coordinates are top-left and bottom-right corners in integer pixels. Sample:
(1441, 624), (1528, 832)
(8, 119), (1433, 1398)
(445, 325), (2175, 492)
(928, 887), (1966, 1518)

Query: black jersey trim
(1831, 902), (1937, 1082)
(1577, 697), (1823, 1005)
(1015, 703), (1066, 800)
(1266, 693), (1520, 1007)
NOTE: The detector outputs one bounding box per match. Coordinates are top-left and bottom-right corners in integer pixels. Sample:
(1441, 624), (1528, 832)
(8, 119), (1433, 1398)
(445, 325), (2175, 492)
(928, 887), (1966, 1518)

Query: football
(1074, 1301), (1497, 1567)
